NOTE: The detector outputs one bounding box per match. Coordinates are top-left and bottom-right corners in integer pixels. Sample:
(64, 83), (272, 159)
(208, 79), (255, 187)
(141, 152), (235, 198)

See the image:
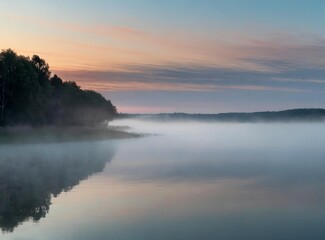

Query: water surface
(1, 119), (325, 239)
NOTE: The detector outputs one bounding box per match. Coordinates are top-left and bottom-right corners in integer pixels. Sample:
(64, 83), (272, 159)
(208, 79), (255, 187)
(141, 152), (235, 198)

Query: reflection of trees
(0, 141), (115, 232)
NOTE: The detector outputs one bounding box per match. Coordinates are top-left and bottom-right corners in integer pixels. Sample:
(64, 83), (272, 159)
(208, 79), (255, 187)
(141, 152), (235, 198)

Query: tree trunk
(0, 78), (5, 124)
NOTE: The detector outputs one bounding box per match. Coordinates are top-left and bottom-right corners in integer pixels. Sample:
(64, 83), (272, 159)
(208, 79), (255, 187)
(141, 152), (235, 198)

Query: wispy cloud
(56, 62), (325, 93)
(2, 12), (325, 94)
(4, 12), (324, 72)
(47, 27), (324, 92)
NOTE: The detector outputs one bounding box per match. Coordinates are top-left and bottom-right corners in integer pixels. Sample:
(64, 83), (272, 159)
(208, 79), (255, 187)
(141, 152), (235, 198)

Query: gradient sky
(1, 0), (324, 113)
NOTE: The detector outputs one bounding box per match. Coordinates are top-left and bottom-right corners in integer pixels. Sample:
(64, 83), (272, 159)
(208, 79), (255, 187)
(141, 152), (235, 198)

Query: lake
(1, 119), (325, 240)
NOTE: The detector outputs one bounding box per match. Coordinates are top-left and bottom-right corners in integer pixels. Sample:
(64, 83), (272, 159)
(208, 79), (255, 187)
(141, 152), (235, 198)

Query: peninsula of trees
(0, 49), (117, 127)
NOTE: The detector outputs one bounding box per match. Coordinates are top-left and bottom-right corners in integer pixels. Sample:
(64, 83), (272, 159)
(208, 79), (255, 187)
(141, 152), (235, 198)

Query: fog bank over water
(109, 119), (325, 201)
(2, 119), (325, 240)
(0, 141), (116, 232)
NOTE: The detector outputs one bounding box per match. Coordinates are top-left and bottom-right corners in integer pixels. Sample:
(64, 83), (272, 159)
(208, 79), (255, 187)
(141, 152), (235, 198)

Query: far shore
(0, 125), (141, 144)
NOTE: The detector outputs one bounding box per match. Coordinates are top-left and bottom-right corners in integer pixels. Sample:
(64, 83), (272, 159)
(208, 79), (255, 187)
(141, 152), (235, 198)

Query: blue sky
(0, 0), (324, 113)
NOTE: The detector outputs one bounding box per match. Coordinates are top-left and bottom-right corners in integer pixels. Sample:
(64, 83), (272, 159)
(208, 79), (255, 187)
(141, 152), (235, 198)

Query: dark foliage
(122, 109), (325, 122)
(0, 143), (115, 232)
(0, 49), (117, 126)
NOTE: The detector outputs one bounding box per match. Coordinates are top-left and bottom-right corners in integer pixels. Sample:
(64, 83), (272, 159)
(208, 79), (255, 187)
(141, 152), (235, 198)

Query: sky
(0, 0), (324, 113)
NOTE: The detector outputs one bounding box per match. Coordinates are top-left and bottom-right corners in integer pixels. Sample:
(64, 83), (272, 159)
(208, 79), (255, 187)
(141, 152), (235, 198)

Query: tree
(48, 78), (117, 126)
(0, 49), (18, 125)
(0, 49), (117, 127)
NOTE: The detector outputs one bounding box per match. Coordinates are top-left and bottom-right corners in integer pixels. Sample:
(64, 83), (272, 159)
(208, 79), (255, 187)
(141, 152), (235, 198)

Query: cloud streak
(3, 13), (324, 72)
(56, 63), (325, 93)
(1, 1), (324, 112)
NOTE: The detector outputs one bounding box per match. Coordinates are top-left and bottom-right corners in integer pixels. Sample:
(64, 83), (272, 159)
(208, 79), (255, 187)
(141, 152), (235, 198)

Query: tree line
(0, 143), (115, 232)
(0, 49), (117, 127)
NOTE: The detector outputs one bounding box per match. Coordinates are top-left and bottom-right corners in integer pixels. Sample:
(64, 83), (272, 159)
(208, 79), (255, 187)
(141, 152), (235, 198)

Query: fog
(109, 119), (325, 190)
(2, 119), (325, 239)
(0, 141), (116, 232)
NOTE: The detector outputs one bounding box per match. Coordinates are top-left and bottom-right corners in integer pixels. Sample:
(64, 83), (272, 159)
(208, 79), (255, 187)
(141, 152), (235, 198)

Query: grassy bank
(0, 126), (140, 144)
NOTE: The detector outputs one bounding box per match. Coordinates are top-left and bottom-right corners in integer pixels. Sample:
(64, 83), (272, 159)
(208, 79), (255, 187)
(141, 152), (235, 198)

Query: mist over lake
(1, 0), (324, 239)
(2, 119), (325, 240)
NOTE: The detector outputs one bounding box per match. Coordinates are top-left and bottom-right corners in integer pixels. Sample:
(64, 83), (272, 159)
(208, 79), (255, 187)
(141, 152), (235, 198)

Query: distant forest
(0, 49), (117, 127)
(122, 109), (325, 122)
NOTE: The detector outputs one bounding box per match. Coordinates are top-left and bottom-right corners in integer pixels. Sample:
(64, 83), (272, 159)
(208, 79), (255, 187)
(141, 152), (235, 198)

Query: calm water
(1, 119), (325, 240)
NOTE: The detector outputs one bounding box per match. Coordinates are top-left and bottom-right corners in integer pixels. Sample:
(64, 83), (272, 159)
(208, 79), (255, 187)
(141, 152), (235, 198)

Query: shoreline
(0, 126), (141, 144)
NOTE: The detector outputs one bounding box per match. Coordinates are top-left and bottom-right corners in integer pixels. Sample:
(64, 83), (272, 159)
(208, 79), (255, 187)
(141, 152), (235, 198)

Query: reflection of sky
(1, 1), (325, 112)
(4, 120), (325, 239)
(107, 120), (325, 197)
(0, 141), (116, 233)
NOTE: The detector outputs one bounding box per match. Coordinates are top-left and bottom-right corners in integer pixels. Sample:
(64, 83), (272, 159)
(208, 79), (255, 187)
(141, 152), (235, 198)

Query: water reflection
(108, 142), (325, 187)
(106, 120), (325, 208)
(2, 120), (325, 239)
(0, 141), (115, 232)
